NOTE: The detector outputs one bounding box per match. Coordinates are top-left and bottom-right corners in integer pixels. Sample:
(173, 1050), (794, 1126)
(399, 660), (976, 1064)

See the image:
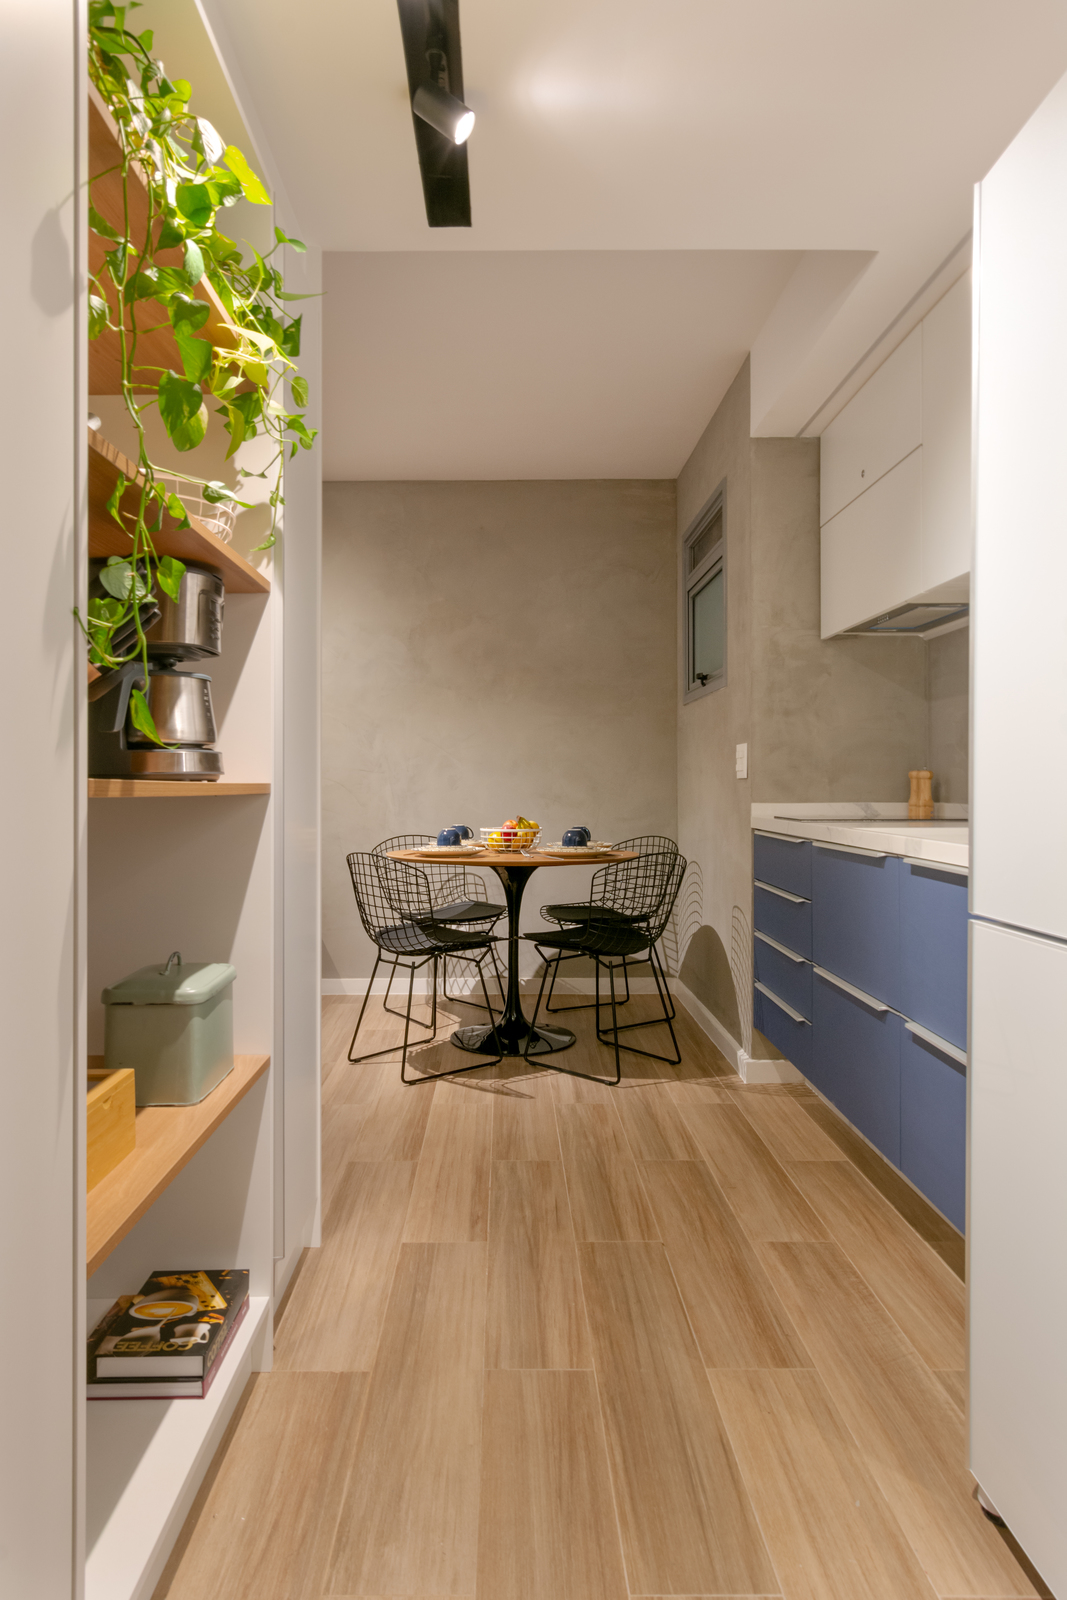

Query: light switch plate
(735, 743), (748, 780)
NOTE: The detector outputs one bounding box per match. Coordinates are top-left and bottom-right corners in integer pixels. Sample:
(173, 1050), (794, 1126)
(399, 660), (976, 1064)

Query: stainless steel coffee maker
(89, 560), (226, 780)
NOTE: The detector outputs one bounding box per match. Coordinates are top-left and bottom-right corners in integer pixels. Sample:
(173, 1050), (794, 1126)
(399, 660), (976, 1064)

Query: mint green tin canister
(103, 951), (236, 1105)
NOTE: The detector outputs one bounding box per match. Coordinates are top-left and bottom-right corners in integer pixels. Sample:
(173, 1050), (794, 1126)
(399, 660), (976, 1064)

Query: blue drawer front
(753, 833), (812, 898)
(900, 861), (968, 1051)
(900, 1027), (966, 1232)
(753, 883), (812, 959)
(753, 985), (813, 1075)
(754, 935), (811, 1020)
(812, 970), (902, 1167)
(812, 847), (901, 1010)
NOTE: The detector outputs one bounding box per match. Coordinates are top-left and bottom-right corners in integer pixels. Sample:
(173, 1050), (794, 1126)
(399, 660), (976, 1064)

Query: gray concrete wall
(928, 627), (970, 803)
(322, 479), (677, 981)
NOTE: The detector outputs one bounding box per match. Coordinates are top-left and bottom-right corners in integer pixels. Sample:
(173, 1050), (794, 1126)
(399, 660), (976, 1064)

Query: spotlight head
(412, 81), (475, 145)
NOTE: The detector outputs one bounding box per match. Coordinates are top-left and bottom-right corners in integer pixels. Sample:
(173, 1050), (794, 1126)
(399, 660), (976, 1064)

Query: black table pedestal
(450, 862), (576, 1058)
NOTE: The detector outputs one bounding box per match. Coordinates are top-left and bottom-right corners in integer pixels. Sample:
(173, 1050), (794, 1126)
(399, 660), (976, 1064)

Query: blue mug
(437, 828), (462, 847)
(446, 824), (473, 840)
(562, 827), (589, 847)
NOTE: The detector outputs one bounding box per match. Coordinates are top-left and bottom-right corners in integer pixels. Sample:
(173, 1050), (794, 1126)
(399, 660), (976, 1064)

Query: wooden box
(87, 1066), (136, 1190)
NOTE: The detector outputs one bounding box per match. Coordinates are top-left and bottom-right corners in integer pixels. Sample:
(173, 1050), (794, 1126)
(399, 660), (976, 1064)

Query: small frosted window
(683, 489), (726, 697)
(691, 567), (725, 685)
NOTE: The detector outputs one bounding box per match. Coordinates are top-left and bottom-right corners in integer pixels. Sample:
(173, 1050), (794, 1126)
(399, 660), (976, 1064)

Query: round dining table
(386, 846), (638, 1059)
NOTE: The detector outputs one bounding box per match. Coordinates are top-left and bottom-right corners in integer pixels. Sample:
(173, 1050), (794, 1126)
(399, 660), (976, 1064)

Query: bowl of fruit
(480, 817), (541, 853)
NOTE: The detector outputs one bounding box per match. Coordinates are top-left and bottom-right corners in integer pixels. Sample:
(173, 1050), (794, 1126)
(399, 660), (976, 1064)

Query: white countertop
(751, 802), (969, 870)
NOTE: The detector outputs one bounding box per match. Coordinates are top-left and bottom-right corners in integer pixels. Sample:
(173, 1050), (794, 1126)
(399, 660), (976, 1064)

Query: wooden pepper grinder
(908, 769), (934, 820)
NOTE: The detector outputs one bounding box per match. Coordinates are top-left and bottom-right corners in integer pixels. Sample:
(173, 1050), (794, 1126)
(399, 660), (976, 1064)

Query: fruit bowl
(480, 824), (542, 853)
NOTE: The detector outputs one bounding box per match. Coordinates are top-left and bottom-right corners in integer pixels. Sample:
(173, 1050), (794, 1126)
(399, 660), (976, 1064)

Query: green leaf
(165, 491), (190, 526)
(223, 144), (271, 205)
(280, 315), (302, 359)
(275, 291), (320, 301)
(158, 368), (207, 452)
(175, 181), (214, 228)
(105, 473), (127, 527)
(173, 402), (208, 452)
(128, 687), (165, 745)
(175, 326), (213, 384)
(201, 481), (254, 509)
(171, 78), (191, 101)
(183, 238), (204, 285)
(98, 558), (150, 603)
(290, 374), (308, 408)
(274, 225), (306, 253)
(89, 294), (109, 339)
(169, 292), (210, 335)
(157, 217), (185, 250)
(195, 116), (224, 164)
(223, 403), (247, 458)
(155, 555), (185, 603)
(88, 204), (120, 242)
(137, 28), (153, 49)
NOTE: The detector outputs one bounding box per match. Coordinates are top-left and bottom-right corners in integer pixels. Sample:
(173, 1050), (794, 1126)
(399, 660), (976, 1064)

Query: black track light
(396, 0), (472, 227)
(412, 81), (475, 145)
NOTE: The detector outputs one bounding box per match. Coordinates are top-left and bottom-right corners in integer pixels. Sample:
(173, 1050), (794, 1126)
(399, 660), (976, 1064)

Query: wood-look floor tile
(556, 1103), (658, 1241)
(665, 1078), (736, 1106)
(578, 1241), (776, 1597)
(679, 1103), (828, 1243)
(349, 1070), (436, 1161)
(640, 1161), (808, 1369)
(402, 1085), (493, 1242)
(794, 1096), (958, 1242)
(614, 1085), (704, 1160)
(155, 1372), (366, 1600)
(934, 1368), (968, 1414)
(477, 1369), (628, 1599)
(760, 1242), (1041, 1597)
(785, 1159), (965, 1371)
(486, 1160), (591, 1369)
(325, 1243), (487, 1598)
(711, 1367), (940, 1600)
(320, 1103), (369, 1207)
(491, 1078), (562, 1160)
(274, 1161), (415, 1372)
(734, 1092), (847, 1163)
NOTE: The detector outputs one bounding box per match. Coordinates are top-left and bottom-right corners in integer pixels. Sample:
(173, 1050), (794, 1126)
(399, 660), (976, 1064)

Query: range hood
(845, 599), (969, 637)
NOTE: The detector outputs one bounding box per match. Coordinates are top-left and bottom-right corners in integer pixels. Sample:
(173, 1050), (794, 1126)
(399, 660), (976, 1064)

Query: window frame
(681, 482), (727, 704)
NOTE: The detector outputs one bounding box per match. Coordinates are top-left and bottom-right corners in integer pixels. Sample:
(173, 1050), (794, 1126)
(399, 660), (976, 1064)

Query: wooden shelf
(86, 1053), (270, 1277)
(89, 779), (270, 799)
(89, 428), (270, 594)
(88, 87), (230, 397)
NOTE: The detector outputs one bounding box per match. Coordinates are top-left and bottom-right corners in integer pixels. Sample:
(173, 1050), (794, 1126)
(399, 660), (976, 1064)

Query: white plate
(539, 843), (616, 857)
(408, 843), (483, 856)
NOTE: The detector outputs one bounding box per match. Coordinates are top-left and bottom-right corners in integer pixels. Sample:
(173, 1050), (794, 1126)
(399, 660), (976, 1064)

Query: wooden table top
(387, 848), (640, 867)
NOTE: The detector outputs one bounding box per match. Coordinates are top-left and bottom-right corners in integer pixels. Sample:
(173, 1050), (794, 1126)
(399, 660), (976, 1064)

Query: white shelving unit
(0, 6), (321, 1597)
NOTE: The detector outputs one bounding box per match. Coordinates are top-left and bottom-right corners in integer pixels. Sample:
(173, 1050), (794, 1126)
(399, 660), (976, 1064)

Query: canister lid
(102, 952), (236, 1006)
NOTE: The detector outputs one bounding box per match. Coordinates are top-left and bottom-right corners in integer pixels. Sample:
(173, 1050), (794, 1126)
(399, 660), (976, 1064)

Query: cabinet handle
(754, 930), (807, 963)
(813, 965), (890, 1013)
(754, 981), (809, 1024)
(754, 830), (806, 843)
(905, 1019), (968, 1066)
(903, 855), (968, 878)
(812, 841), (888, 859)
(754, 879), (810, 904)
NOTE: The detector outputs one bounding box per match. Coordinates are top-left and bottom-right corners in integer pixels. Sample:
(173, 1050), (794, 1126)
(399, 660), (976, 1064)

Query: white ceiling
(201, 0), (1067, 473)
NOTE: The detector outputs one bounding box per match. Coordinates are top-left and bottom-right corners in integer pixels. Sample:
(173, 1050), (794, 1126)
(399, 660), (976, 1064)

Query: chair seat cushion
(523, 924), (650, 958)
(541, 902), (635, 926)
(432, 899), (506, 924)
(377, 922), (497, 955)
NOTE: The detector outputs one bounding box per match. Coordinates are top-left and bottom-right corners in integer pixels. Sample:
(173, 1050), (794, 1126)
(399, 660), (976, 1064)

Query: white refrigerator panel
(970, 919), (1067, 1596)
(972, 71), (1067, 939)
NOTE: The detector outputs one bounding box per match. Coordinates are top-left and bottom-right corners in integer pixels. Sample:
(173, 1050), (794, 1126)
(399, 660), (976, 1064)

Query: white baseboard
(672, 978), (802, 1084)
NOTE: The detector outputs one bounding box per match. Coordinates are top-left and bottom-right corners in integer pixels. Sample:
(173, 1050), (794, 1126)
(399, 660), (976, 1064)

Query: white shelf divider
(85, 1296), (269, 1600)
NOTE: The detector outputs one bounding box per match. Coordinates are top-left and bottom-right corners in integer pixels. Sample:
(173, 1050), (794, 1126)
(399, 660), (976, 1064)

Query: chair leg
(650, 940), (677, 1021)
(545, 946), (635, 1014)
(527, 950), (620, 1087)
(349, 952), (437, 1066)
(401, 951), (503, 1084)
(594, 947), (681, 1066)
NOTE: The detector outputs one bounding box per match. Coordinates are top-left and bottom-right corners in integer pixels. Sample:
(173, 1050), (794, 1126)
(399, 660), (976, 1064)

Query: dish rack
(480, 825), (542, 853)
(157, 476), (238, 543)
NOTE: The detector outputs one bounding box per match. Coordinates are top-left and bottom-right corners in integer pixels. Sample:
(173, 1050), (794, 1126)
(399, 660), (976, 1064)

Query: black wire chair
(346, 852), (503, 1083)
(522, 851), (687, 1085)
(371, 834), (506, 1015)
(538, 834), (681, 1019)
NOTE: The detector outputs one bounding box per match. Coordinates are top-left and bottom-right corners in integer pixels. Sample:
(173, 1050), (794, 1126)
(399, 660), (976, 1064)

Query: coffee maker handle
(87, 659), (144, 729)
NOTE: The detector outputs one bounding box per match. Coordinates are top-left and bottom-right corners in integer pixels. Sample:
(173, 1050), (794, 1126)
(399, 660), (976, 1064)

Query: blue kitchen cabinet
(754, 932), (812, 1018)
(753, 832), (812, 898)
(753, 880), (812, 958)
(812, 967), (902, 1166)
(753, 984), (813, 1075)
(900, 1024), (967, 1232)
(900, 860), (969, 1051)
(812, 844), (902, 1009)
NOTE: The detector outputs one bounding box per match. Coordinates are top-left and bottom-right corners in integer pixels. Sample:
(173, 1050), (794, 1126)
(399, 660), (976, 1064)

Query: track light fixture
(396, 0), (473, 227)
(412, 81), (475, 145)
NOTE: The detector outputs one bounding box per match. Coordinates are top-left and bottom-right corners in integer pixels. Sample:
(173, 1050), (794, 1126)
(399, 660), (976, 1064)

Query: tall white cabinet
(970, 67), (1067, 1598)
(0, 7), (322, 1598)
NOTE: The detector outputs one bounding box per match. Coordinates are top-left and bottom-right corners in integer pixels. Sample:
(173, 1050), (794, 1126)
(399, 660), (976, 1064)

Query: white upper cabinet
(820, 324), (922, 524)
(820, 272), (972, 637)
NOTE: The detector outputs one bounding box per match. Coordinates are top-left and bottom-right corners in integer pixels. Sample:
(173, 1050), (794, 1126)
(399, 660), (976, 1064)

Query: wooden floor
(154, 987), (1049, 1600)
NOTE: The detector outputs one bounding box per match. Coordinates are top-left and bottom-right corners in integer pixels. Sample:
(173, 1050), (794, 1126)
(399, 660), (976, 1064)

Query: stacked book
(87, 1268), (249, 1399)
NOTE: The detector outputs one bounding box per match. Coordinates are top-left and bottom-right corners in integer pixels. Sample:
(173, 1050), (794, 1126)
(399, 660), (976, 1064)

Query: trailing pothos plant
(84, 0), (317, 741)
